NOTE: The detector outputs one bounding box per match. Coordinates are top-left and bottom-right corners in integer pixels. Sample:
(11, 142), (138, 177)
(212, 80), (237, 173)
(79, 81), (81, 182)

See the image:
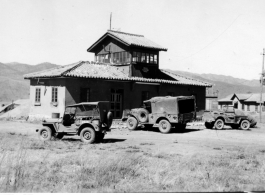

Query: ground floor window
(242, 104), (244, 110)
(52, 87), (58, 103)
(35, 88), (41, 103)
(80, 88), (90, 102)
(247, 104), (250, 111)
(263, 105), (265, 112)
(255, 104), (258, 112)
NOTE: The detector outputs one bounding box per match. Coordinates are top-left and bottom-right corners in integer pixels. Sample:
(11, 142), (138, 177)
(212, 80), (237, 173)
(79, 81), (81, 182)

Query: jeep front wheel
(158, 120), (172, 134)
(80, 127), (96, 144)
(38, 126), (53, 141)
(127, 117), (138, 130)
(240, 120), (250, 130)
(214, 119), (224, 130)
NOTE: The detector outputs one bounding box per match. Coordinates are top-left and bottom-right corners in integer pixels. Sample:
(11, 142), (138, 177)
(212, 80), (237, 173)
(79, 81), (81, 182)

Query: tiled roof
(24, 61), (212, 87)
(87, 30), (167, 52)
(161, 70), (212, 86)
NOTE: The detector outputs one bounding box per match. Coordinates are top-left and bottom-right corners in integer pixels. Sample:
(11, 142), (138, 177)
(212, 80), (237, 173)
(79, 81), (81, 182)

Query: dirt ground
(0, 120), (265, 192)
(0, 121), (264, 156)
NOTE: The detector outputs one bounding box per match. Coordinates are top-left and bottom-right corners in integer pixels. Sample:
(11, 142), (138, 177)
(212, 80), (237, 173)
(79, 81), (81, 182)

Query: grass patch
(0, 132), (264, 192)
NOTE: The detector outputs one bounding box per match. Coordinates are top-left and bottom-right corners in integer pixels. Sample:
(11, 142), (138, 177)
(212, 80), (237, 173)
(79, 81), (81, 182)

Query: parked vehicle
(126, 96), (196, 133)
(203, 106), (256, 130)
(36, 102), (113, 143)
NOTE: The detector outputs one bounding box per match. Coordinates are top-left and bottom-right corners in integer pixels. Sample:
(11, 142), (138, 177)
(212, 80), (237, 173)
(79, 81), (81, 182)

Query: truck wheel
(80, 127), (96, 144)
(240, 120), (250, 130)
(138, 108), (149, 123)
(96, 132), (105, 143)
(158, 120), (172, 134)
(38, 126), (53, 141)
(214, 119), (224, 130)
(205, 122), (214, 129)
(127, 117), (138, 130)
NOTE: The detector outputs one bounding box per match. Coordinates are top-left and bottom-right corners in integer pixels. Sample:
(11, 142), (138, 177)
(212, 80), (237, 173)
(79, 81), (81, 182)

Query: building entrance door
(111, 89), (123, 118)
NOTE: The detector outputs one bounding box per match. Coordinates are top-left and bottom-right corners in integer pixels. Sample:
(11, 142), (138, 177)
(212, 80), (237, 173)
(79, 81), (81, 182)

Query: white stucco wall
(28, 85), (65, 120)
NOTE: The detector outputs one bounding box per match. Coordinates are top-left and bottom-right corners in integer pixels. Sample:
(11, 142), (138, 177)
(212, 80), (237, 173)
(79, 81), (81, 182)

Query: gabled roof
(24, 61), (212, 87)
(87, 30), (167, 52)
(232, 93), (253, 100)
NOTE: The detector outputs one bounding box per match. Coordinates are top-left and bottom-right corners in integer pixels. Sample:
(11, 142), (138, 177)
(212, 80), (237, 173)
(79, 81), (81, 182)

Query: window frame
(51, 87), (58, 103)
(35, 87), (41, 103)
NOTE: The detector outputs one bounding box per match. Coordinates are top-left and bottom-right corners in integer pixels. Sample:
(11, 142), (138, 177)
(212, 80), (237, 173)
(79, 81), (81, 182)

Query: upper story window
(132, 51), (157, 64)
(96, 54), (110, 63)
(97, 51), (130, 64)
(52, 87), (58, 103)
(35, 88), (41, 103)
(141, 53), (146, 62)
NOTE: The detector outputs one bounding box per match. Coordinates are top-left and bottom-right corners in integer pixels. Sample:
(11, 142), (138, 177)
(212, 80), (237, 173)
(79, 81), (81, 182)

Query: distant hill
(165, 69), (261, 99)
(0, 61), (262, 101)
(0, 62), (59, 102)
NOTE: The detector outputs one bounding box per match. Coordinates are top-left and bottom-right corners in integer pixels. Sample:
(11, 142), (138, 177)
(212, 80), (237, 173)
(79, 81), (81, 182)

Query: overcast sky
(1, 0), (265, 80)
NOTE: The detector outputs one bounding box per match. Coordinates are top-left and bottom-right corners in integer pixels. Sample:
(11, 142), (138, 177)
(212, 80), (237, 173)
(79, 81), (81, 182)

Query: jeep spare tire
(127, 117), (138, 130)
(138, 108), (149, 123)
(107, 111), (113, 128)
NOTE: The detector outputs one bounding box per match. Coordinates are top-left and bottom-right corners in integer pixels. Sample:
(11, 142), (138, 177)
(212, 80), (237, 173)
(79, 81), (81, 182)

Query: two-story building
(24, 30), (212, 119)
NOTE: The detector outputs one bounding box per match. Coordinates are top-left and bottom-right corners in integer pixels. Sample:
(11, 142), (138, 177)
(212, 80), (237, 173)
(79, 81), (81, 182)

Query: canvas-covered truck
(203, 106), (256, 130)
(126, 96), (197, 133)
(36, 102), (113, 143)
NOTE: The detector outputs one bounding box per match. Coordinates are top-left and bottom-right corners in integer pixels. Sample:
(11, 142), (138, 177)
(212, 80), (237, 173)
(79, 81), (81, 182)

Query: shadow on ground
(101, 138), (126, 143)
(61, 137), (126, 144)
(134, 126), (203, 134)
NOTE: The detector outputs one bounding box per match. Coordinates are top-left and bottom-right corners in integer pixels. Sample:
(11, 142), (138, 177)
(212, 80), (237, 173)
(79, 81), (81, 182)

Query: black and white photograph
(0, 0), (265, 192)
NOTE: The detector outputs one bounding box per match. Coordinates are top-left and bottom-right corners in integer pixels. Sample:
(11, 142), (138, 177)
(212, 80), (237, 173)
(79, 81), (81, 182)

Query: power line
(177, 14), (242, 62)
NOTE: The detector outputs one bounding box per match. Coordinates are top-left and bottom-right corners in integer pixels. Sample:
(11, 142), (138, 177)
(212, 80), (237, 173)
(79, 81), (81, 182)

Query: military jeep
(126, 96), (196, 133)
(36, 102), (113, 143)
(203, 106), (253, 130)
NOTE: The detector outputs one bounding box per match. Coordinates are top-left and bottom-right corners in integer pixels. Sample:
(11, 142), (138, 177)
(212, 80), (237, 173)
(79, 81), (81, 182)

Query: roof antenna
(109, 12), (112, 30)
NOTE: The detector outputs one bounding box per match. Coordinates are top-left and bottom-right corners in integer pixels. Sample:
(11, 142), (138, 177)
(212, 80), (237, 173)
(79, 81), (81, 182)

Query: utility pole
(259, 48), (265, 123)
(110, 12), (112, 30)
